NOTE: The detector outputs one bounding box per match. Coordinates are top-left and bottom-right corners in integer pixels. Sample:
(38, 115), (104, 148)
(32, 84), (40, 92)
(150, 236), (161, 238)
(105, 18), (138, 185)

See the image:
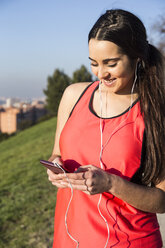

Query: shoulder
(60, 82), (92, 112)
(63, 82), (92, 99)
(53, 82), (93, 156)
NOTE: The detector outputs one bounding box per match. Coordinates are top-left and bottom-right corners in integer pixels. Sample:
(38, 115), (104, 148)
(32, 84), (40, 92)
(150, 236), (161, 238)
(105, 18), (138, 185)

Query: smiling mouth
(102, 79), (117, 85)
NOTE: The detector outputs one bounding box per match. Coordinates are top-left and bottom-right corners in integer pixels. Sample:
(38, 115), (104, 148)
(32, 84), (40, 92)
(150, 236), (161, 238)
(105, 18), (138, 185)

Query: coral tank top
(53, 81), (162, 248)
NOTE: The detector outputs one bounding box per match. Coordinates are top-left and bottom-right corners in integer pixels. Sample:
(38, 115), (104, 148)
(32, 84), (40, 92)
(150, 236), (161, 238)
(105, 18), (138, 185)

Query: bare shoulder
(64, 82), (91, 98)
(53, 82), (92, 156)
(61, 82), (92, 111)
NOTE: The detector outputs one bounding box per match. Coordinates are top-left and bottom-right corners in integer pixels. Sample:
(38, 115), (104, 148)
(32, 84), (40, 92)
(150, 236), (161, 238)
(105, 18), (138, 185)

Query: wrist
(108, 173), (122, 195)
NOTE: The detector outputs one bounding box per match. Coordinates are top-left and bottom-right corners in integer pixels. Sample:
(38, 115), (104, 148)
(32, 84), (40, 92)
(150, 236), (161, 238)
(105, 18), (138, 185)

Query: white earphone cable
(98, 64), (138, 247)
(53, 163), (79, 248)
(53, 64), (137, 248)
(63, 170), (79, 248)
(98, 83), (110, 248)
(99, 68), (137, 152)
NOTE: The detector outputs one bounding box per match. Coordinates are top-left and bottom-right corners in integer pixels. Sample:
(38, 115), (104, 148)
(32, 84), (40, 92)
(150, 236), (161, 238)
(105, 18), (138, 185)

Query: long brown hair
(88, 9), (165, 185)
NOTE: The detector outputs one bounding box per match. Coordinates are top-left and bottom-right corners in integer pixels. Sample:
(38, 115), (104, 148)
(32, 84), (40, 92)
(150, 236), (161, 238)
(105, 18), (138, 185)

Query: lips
(102, 78), (117, 86)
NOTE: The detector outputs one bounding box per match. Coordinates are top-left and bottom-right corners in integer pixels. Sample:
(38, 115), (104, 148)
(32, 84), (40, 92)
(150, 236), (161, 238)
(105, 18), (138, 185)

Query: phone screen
(40, 160), (68, 174)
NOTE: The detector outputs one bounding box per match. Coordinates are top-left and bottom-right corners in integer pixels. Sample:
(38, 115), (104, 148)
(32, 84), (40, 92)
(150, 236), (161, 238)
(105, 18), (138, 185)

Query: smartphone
(40, 160), (69, 174)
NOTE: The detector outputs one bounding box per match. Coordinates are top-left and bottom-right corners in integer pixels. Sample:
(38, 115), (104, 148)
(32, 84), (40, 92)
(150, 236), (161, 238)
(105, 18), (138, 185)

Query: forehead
(88, 39), (123, 59)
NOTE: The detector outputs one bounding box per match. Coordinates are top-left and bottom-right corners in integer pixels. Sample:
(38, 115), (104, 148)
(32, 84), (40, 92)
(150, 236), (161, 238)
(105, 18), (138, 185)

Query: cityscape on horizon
(0, 96), (47, 135)
(1, 0), (164, 100)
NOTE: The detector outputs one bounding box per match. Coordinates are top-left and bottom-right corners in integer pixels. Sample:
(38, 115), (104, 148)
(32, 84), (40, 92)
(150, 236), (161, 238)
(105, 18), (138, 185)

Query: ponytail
(88, 9), (165, 185)
(138, 44), (165, 185)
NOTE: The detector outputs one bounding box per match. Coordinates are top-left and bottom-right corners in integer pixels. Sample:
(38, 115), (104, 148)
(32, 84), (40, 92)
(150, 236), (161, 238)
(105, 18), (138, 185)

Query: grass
(0, 117), (58, 248)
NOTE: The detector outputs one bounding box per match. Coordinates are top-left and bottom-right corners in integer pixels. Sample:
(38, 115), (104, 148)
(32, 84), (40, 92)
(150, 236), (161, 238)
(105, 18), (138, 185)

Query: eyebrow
(88, 57), (120, 63)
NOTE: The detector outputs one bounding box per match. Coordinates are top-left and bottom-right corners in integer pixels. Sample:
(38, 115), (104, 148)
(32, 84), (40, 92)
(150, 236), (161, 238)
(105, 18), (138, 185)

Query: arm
(48, 83), (90, 162)
(49, 164), (165, 213)
(110, 173), (165, 213)
(47, 82), (165, 213)
(47, 82), (91, 186)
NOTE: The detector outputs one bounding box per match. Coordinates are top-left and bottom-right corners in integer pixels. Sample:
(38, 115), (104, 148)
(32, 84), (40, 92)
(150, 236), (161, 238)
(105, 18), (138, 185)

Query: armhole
(68, 82), (94, 118)
(131, 130), (146, 185)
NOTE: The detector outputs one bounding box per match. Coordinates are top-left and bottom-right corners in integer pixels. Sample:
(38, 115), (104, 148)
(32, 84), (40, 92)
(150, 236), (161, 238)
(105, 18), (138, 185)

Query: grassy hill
(0, 117), (58, 248)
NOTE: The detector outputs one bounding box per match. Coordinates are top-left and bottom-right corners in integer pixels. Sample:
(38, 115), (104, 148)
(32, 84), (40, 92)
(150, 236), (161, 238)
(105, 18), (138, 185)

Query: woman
(47, 9), (165, 248)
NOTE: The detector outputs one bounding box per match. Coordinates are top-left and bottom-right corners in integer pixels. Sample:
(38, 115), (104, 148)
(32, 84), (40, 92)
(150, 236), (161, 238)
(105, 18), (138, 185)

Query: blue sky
(0, 0), (165, 98)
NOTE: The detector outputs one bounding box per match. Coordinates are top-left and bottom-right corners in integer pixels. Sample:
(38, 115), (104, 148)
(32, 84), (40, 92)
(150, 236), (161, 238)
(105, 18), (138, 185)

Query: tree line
(0, 65), (93, 142)
(44, 65), (94, 116)
(44, 14), (165, 117)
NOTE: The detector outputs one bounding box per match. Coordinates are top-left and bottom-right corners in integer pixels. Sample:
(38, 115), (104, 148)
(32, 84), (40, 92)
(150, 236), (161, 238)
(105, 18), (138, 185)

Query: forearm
(110, 174), (165, 213)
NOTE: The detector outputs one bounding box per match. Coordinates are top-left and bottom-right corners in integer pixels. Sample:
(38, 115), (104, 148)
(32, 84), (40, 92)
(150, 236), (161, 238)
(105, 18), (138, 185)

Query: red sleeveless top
(53, 81), (162, 248)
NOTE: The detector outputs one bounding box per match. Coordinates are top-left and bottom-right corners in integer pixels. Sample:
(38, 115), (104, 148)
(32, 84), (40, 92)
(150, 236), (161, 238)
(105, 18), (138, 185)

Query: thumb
(76, 164), (95, 173)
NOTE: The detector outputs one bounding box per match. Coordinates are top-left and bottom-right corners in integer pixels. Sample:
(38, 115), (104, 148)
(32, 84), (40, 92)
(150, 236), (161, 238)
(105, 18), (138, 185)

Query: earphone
(52, 162), (79, 248)
(56, 61), (138, 247)
(98, 61), (138, 247)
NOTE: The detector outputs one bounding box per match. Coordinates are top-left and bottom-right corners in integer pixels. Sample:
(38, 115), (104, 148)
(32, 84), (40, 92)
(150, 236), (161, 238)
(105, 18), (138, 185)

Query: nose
(97, 66), (110, 79)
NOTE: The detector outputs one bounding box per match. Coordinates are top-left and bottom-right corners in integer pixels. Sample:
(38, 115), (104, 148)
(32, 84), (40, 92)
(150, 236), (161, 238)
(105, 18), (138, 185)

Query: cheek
(91, 67), (98, 76)
(117, 64), (134, 79)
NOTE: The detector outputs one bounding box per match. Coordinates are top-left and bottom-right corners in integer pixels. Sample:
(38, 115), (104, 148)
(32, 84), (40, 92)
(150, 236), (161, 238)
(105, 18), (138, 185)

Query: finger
(48, 176), (60, 182)
(83, 188), (96, 195)
(79, 164), (98, 170)
(47, 169), (60, 177)
(82, 190), (90, 195)
(62, 178), (86, 185)
(82, 186), (94, 195)
(58, 172), (86, 180)
(48, 170), (93, 183)
(72, 184), (88, 191)
(61, 182), (87, 192)
(76, 165), (96, 173)
(52, 182), (67, 188)
(47, 172), (66, 183)
(61, 173), (95, 187)
(75, 167), (89, 173)
(47, 169), (67, 180)
(47, 173), (62, 182)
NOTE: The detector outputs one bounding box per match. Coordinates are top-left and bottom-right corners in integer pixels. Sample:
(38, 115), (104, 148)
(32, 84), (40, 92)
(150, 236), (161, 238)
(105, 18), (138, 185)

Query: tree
(44, 69), (70, 115)
(150, 15), (165, 55)
(72, 65), (93, 83)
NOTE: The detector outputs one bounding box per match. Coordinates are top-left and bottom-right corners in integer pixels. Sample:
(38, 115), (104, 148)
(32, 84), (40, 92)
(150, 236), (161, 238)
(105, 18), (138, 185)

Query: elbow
(157, 207), (165, 214)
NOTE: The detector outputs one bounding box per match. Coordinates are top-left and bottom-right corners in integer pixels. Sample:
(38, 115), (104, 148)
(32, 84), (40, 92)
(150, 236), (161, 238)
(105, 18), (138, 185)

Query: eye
(108, 63), (117, 67)
(90, 63), (98, 67)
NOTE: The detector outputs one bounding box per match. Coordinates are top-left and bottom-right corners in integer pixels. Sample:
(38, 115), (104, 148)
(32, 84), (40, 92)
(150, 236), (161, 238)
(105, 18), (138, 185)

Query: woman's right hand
(47, 156), (67, 188)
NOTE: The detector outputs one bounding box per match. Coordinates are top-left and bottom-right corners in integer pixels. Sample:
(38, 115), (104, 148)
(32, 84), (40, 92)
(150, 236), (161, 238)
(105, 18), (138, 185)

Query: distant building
(0, 107), (20, 134)
(0, 100), (47, 134)
(6, 98), (21, 108)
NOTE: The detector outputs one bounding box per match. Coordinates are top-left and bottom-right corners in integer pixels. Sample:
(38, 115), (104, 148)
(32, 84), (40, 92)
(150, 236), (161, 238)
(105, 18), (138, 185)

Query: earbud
(137, 58), (145, 71)
(136, 58), (140, 70)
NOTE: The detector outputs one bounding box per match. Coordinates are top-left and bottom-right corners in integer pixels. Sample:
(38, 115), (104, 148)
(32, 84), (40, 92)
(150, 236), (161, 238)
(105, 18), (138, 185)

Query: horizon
(1, 0), (165, 98)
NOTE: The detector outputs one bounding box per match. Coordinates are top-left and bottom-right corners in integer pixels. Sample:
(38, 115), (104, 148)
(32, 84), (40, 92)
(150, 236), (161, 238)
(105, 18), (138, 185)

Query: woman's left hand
(50, 165), (112, 195)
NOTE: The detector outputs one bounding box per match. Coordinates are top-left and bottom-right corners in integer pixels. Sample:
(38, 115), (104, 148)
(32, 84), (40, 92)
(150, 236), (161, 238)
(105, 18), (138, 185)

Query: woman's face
(88, 39), (137, 94)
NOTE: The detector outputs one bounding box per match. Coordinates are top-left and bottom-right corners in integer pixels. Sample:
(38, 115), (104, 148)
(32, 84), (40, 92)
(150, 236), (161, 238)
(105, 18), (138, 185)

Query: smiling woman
(46, 9), (165, 248)
(88, 39), (137, 94)
(88, 39), (139, 118)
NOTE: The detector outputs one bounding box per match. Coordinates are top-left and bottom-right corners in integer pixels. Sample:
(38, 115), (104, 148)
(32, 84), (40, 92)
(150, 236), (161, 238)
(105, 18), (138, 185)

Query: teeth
(104, 79), (116, 84)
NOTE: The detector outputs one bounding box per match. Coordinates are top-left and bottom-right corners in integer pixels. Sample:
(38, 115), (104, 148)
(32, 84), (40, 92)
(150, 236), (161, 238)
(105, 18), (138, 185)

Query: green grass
(0, 117), (58, 248)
